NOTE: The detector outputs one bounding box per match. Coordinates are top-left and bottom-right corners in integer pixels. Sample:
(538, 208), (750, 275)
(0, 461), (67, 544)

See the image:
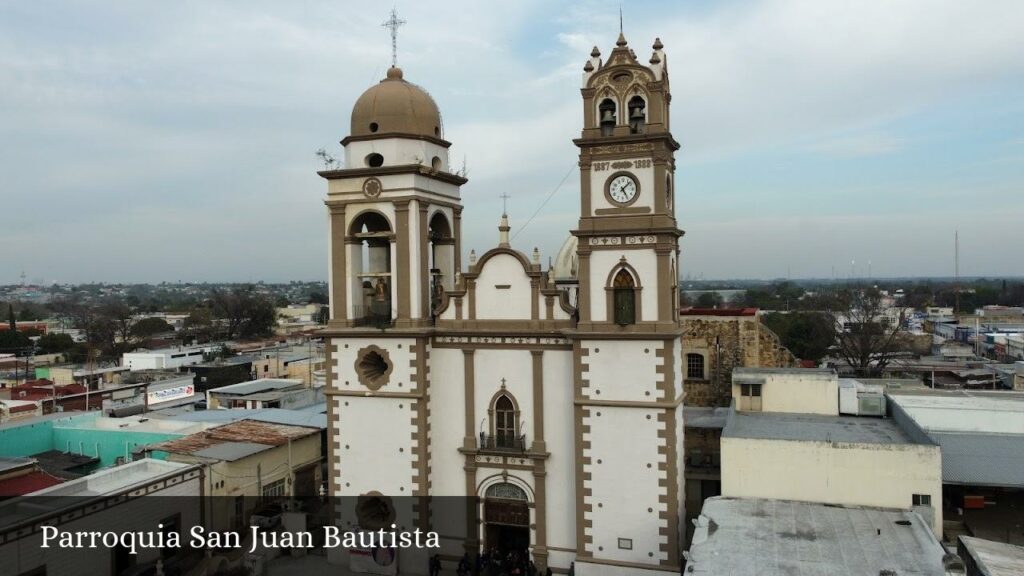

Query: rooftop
(679, 307), (758, 317)
(686, 497), (948, 576)
(683, 407), (729, 430)
(723, 409), (924, 446)
(149, 419), (318, 459)
(208, 378), (304, 396)
(929, 432), (1024, 488)
(888, 391), (1024, 434)
(147, 405), (327, 429)
(959, 536), (1024, 576)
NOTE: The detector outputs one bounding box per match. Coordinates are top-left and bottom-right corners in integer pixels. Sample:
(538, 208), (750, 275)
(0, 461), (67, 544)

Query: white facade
(122, 344), (218, 370)
(322, 34), (683, 576)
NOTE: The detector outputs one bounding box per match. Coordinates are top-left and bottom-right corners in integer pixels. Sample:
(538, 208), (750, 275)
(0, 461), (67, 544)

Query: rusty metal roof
(148, 419), (317, 457)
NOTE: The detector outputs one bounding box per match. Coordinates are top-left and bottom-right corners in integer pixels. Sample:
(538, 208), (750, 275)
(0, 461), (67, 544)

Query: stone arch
(605, 259), (643, 325)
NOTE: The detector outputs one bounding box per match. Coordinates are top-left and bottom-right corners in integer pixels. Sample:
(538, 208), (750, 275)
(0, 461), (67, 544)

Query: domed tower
(321, 66), (466, 329)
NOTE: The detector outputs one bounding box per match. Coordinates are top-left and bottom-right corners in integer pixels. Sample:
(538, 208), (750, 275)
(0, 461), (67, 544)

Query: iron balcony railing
(479, 432), (528, 452)
(352, 303), (393, 329)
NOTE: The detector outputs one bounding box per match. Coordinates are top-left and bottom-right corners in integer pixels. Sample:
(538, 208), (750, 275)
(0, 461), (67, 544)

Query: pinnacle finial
(591, 46), (601, 58)
(653, 37), (664, 50)
(616, 32), (627, 47)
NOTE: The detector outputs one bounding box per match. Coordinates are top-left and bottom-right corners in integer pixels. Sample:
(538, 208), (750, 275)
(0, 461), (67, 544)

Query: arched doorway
(483, 482), (530, 557)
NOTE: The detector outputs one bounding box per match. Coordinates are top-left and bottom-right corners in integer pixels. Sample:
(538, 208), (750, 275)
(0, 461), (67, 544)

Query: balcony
(479, 432), (528, 453)
(352, 303), (393, 329)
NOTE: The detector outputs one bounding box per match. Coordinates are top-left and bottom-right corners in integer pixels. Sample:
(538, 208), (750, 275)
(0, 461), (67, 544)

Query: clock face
(608, 174), (638, 205)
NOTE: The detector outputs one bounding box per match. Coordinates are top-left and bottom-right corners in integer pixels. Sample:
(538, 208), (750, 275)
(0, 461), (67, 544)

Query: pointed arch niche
(605, 259), (643, 325)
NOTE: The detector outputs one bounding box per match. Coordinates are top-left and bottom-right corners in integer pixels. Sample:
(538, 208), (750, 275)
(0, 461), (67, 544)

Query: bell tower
(568, 33), (686, 576)
(321, 66), (467, 329)
(573, 34), (682, 332)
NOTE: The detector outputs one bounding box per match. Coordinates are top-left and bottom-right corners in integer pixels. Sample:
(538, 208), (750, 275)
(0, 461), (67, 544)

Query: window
(495, 395), (517, 448)
(912, 494), (932, 507)
(738, 384), (762, 411)
(686, 353), (705, 380)
(262, 478), (286, 499)
(617, 538), (633, 550)
(613, 269), (636, 326)
(365, 153), (384, 167)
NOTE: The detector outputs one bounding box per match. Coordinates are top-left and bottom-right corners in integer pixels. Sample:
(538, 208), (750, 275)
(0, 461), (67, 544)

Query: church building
(320, 31), (684, 575)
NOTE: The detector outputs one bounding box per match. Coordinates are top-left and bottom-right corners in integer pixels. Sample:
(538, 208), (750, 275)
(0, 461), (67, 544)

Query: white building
(122, 344), (219, 371)
(719, 368), (944, 535)
(321, 34), (684, 575)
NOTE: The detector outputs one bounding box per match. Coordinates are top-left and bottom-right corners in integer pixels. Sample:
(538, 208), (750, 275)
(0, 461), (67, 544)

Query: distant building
(188, 355), (253, 393)
(122, 344), (220, 371)
(206, 378), (319, 410)
(0, 398), (42, 423)
(686, 497), (951, 575)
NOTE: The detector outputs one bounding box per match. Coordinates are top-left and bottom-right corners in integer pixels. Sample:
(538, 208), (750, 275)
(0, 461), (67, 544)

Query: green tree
(36, 333), (76, 354)
(132, 317), (173, 339)
(763, 312), (835, 362)
(695, 292), (723, 308)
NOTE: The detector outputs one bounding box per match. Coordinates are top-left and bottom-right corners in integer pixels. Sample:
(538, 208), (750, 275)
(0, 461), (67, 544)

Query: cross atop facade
(381, 8), (406, 68)
(499, 192), (511, 216)
(500, 377), (507, 388)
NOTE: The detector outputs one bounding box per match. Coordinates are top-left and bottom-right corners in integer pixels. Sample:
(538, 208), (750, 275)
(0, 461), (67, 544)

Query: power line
(511, 163), (577, 241)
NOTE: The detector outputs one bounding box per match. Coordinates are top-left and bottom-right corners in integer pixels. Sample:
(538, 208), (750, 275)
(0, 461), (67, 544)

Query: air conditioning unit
(858, 394), (886, 417)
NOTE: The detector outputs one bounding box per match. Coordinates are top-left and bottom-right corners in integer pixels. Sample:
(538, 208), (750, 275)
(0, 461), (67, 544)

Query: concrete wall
(731, 371), (839, 416)
(720, 436), (943, 534)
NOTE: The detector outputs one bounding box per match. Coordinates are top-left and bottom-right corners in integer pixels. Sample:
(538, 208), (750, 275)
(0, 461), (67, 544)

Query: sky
(1, 0), (1023, 284)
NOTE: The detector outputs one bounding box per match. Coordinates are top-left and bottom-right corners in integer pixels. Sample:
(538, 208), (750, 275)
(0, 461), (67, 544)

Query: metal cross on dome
(500, 192), (511, 216)
(382, 7), (406, 68)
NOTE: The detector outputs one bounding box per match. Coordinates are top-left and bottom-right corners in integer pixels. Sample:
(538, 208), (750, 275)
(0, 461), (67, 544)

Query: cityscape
(1, 3), (1023, 576)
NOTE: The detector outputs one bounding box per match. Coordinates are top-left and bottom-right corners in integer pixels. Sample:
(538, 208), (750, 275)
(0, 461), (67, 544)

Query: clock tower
(573, 33), (681, 332)
(568, 33), (686, 575)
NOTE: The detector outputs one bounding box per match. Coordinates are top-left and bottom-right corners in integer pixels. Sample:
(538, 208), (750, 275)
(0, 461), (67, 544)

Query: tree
(763, 311), (835, 363)
(36, 333), (76, 354)
(695, 292), (723, 308)
(828, 287), (906, 377)
(98, 298), (135, 345)
(132, 317), (173, 340)
(211, 286), (278, 339)
(308, 291), (329, 305)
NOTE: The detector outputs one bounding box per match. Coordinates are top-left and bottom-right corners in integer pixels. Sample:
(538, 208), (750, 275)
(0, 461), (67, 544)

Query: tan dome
(350, 67), (443, 140)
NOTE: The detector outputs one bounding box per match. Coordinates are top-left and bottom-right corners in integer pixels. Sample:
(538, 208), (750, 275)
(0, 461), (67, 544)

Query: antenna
(382, 7), (406, 68)
(954, 230), (960, 314)
(619, 5), (623, 34)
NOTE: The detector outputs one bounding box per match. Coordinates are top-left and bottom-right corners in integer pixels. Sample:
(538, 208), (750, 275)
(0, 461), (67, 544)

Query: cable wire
(511, 162), (578, 241)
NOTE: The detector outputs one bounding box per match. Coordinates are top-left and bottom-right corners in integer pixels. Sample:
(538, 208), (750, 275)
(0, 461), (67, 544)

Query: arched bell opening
(348, 211), (394, 326)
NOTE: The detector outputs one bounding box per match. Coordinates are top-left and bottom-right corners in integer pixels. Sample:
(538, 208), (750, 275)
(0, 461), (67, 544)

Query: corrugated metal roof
(209, 379), (303, 396)
(930, 432), (1024, 488)
(149, 406), (327, 429)
(148, 419), (318, 458)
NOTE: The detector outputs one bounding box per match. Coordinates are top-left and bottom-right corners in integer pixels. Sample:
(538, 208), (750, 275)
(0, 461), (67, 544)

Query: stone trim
(326, 340), (339, 498)
(531, 351), (545, 448)
(329, 208), (347, 322)
(418, 202), (430, 319)
(319, 162), (468, 187)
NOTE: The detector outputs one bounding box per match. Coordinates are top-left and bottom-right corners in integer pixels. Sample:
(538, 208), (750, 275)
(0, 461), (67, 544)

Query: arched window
(485, 482), (528, 501)
(613, 268), (637, 326)
(599, 98), (617, 136)
(686, 353), (705, 380)
(494, 394), (516, 448)
(628, 96), (646, 134)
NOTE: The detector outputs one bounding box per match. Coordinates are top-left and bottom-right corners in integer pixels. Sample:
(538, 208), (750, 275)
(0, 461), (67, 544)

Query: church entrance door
(482, 483), (531, 559)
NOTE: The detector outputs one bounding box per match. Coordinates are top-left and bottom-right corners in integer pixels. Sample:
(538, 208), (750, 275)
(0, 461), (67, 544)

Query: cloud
(1, 0), (1023, 283)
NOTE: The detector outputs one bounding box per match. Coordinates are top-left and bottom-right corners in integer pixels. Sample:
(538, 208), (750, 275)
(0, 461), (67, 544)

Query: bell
(631, 107), (645, 119)
(601, 109), (615, 123)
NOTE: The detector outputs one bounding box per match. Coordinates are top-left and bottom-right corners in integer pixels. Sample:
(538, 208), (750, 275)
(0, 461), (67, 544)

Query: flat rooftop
(888, 391), (1024, 435)
(148, 405), (328, 429)
(723, 409), (921, 445)
(959, 536), (1024, 576)
(208, 378), (303, 396)
(686, 497), (947, 576)
(683, 407), (729, 430)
